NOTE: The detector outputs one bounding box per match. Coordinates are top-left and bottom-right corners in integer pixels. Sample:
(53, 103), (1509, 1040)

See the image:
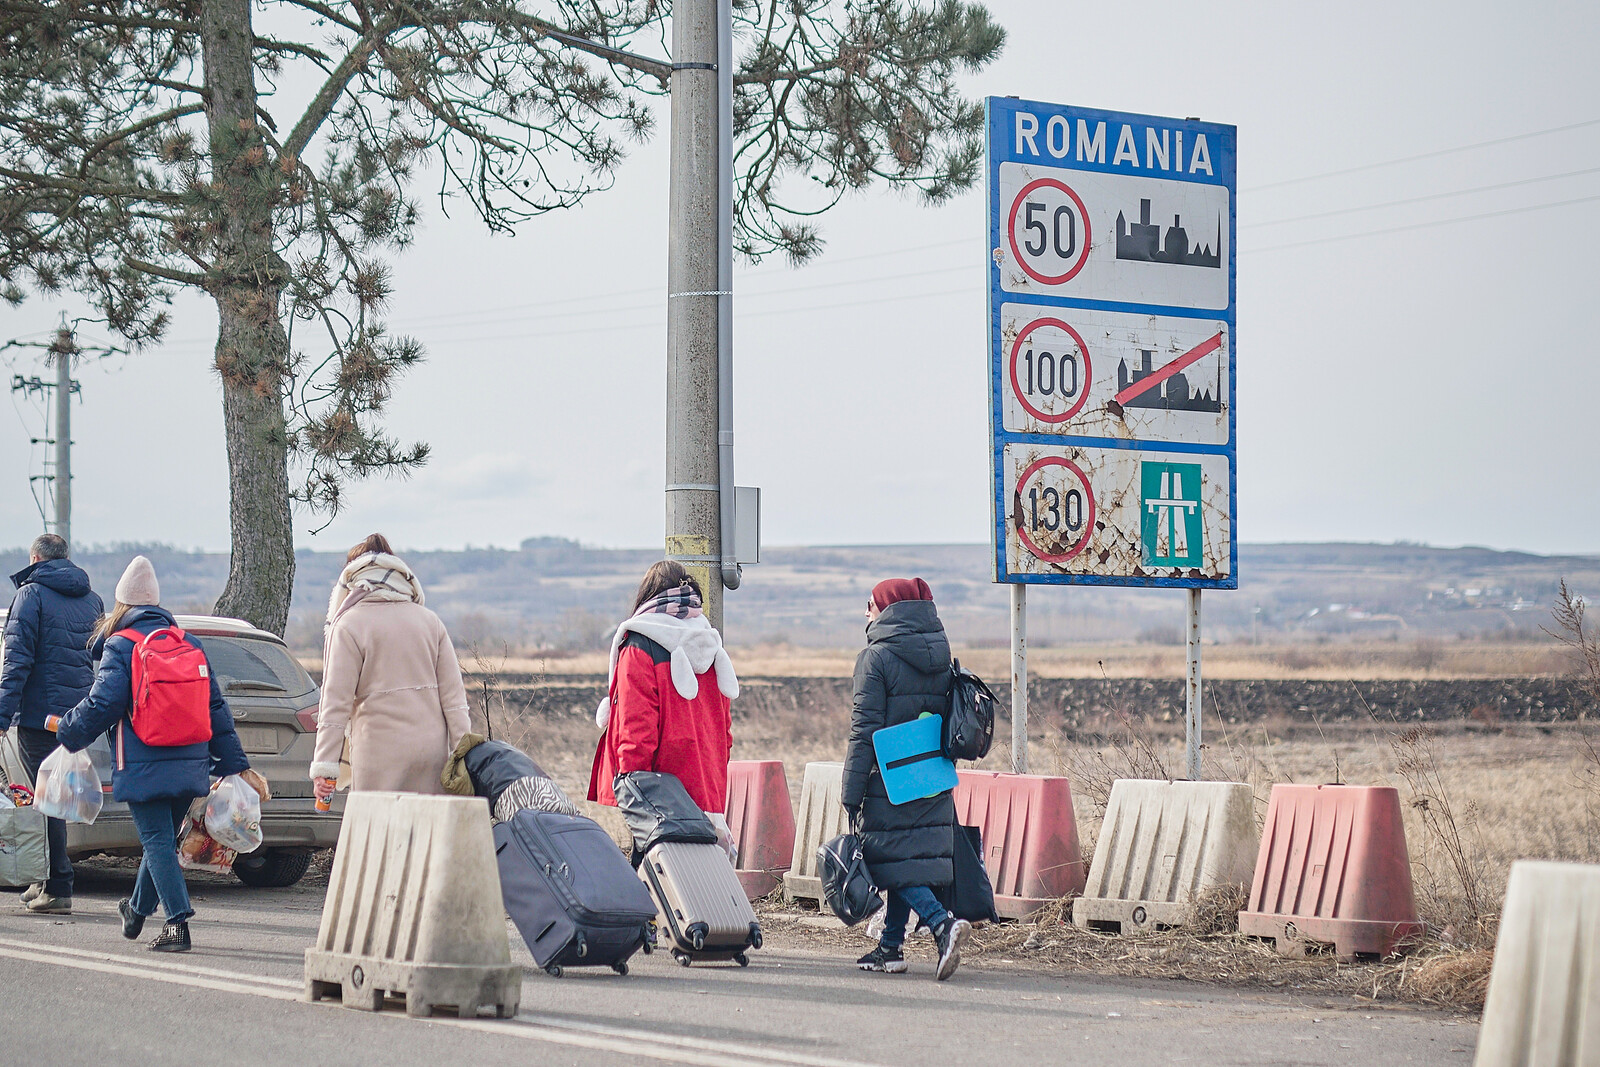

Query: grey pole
(665, 0), (727, 627)
(53, 332), (71, 547)
(1010, 583), (1028, 773)
(1185, 588), (1202, 780)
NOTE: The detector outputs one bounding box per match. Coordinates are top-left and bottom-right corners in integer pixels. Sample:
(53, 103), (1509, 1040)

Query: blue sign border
(987, 96), (1237, 589)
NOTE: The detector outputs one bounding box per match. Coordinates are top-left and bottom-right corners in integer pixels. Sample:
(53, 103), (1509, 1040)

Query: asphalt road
(0, 864), (1479, 1067)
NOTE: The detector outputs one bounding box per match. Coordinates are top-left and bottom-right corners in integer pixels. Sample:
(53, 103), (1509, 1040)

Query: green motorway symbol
(1141, 461), (1203, 568)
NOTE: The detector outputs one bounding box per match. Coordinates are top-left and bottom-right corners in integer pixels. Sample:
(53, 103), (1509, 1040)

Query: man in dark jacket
(841, 577), (972, 980)
(0, 534), (103, 914)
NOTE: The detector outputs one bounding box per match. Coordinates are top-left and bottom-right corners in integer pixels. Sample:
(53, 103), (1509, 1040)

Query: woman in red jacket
(588, 562), (739, 823)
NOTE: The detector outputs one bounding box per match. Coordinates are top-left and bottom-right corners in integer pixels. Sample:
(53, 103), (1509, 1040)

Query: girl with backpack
(54, 556), (263, 952)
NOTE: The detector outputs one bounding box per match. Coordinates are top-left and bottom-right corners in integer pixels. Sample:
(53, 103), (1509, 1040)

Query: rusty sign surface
(987, 98), (1237, 587)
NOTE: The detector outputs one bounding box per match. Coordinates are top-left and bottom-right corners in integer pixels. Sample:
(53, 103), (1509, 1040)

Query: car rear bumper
(66, 798), (344, 857)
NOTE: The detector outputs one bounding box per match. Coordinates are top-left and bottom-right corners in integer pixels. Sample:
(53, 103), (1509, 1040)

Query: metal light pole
(53, 339), (71, 547)
(664, 0), (737, 629)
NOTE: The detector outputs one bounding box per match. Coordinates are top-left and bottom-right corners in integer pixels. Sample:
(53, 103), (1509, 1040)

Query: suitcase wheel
(544, 964), (563, 978)
(611, 962), (629, 976)
(748, 922), (763, 950)
(673, 950), (692, 967)
(734, 953), (749, 968)
(687, 922), (708, 952)
(575, 935), (588, 959)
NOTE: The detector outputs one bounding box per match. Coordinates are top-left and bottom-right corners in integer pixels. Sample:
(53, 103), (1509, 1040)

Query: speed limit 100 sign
(986, 97), (1236, 589)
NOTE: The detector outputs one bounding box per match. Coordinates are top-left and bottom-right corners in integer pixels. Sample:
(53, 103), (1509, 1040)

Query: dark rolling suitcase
(494, 809), (659, 977)
(639, 840), (763, 967)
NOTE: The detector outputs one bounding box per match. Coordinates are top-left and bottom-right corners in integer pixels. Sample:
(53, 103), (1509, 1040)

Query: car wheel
(234, 847), (313, 888)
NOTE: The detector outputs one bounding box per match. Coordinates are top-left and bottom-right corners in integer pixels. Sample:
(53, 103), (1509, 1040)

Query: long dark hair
(346, 533), (393, 562)
(631, 560), (703, 614)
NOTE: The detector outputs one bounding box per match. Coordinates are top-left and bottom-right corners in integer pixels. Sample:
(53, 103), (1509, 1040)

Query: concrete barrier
(726, 760), (797, 900)
(1237, 783), (1421, 959)
(304, 792), (521, 1018)
(1474, 860), (1600, 1067)
(1073, 779), (1257, 934)
(953, 770), (1086, 920)
(782, 761), (848, 905)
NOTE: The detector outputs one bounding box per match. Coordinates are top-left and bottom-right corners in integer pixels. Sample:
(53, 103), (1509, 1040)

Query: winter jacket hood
(864, 600), (950, 676)
(55, 606), (250, 803)
(594, 612), (738, 730)
(1, 558), (103, 731)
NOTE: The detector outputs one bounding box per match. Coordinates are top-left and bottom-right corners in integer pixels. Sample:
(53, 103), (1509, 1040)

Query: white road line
(0, 936), (885, 1067)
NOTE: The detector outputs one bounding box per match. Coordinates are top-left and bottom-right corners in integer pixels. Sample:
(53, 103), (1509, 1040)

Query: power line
(1246, 192), (1600, 254)
(1245, 166), (1600, 228)
(1244, 117), (1600, 192)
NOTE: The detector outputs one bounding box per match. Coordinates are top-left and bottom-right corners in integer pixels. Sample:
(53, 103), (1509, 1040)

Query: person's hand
(238, 768), (271, 803)
(843, 801), (862, 821)
(312, 777), (336, 802)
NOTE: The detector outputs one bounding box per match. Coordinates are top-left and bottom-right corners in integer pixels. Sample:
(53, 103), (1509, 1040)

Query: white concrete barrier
(304, 792), (521, 1018)
(782, 762), (848, 905)
(1474, 860), (1600, 1067)
(1073, 779), (1257, 934)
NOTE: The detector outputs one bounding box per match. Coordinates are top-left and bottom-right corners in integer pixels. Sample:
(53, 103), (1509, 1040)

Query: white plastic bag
(204, 774), (262, 853)
(33, 746), (103, 824)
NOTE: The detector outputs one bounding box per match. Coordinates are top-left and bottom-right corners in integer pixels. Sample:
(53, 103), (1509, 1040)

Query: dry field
(457, 638), (1598, 1014)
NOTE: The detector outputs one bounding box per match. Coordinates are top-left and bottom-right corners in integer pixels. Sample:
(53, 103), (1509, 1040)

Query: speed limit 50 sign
(987, 98), (1236, 587)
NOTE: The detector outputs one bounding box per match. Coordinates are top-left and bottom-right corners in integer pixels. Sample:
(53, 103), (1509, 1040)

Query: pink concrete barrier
(952, 770), (1086, 920)
(1237, 783), (1422, 958)
(726, 760), (797, 900)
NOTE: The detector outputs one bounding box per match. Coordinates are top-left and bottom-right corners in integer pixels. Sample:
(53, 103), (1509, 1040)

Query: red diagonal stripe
(1113, 332), (1224, 406)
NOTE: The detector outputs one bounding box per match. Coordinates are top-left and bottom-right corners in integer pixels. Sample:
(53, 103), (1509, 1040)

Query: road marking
(0, 935), (885, 1067)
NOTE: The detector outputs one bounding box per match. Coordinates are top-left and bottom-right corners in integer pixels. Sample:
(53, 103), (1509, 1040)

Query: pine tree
(0, 0), (1004, 633)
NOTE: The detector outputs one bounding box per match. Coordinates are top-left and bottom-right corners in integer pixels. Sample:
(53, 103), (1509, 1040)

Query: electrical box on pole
(985, 99), (1237, 778)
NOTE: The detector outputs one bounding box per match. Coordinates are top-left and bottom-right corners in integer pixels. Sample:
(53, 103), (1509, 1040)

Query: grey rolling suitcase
(639, 840), (762, 967)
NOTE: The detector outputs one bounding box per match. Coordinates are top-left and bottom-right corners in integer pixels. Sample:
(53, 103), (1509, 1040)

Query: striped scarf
(635, 583), (702, 620)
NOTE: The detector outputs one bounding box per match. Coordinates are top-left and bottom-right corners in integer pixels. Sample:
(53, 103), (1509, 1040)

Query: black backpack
(942, 658), (996, 761)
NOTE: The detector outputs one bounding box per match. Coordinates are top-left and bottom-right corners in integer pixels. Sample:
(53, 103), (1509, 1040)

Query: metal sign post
(985, 99), (1237, 779)
(1011, 583), (1028, 773)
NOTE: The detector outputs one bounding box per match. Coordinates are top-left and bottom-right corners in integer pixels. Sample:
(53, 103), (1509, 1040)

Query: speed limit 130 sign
(986, 97), (1236, 588)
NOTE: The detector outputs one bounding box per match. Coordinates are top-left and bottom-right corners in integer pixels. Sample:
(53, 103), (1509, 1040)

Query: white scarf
(326, 551), (426, 630)
(595, 613), (739, 730)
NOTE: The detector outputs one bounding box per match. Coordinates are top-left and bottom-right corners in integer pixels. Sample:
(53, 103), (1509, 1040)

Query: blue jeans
(879, 885), (949, 950)
(127, 798), (194, 924)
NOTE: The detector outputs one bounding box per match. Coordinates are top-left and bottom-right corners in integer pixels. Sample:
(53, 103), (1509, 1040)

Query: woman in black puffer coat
(841, 578), (971, 980)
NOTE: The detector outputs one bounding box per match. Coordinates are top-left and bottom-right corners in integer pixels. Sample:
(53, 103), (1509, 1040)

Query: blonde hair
(91, 601), (137, 646)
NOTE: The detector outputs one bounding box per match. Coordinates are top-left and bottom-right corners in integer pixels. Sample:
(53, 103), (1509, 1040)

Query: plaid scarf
(635, 583), (702, 620)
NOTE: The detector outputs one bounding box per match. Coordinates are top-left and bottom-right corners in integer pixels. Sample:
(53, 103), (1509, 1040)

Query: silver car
(0, 612), (342, 887)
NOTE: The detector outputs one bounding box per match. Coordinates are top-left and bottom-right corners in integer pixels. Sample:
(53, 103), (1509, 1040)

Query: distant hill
(3, 539), (1594, 653)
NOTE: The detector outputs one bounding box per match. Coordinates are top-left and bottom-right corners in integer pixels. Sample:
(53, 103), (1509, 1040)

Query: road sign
(988, 99), (1236, 588)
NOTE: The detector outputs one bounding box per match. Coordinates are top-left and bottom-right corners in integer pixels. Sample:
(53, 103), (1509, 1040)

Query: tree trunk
(201, 0), (295, 635)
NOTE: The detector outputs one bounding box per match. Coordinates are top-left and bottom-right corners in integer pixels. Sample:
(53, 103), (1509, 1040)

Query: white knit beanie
(115, 555), (161, 606)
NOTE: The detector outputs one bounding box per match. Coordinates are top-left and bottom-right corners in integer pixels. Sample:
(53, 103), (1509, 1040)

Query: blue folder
(872, 714), (958, 805)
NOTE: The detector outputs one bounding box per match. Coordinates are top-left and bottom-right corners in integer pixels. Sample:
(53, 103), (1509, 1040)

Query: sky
(3, 0), (1598, 558)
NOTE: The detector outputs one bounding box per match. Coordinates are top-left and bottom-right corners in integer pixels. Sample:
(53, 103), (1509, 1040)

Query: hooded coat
(841, 599), (955, 890)
(55, 606), (250, 803)
(0, 558), (104, 731)
(310, 553), (471, 794)
(587, 612), (738, 816)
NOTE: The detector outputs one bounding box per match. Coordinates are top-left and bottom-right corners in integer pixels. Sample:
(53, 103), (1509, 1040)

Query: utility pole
(51, 328), (73, 546)
(664, 0), (738, 629)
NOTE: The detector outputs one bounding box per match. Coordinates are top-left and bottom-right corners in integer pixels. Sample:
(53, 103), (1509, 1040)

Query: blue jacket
(1, 558), (104, 731)
(56, 607), (250, 803)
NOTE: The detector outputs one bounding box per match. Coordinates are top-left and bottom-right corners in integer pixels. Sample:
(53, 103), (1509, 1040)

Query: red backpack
(116, 626), (214, 747)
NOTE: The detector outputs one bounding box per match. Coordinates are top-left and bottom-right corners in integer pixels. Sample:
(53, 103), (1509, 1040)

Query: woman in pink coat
(310, 534), (471, 801)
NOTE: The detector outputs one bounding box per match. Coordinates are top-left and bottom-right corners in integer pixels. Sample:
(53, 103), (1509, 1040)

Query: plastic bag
(178, 796), (236, 873)
(204, 774), (262, 853)
(33, 746), (103, 824)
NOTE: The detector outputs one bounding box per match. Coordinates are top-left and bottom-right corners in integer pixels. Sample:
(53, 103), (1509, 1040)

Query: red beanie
(871, 577), (934, 610)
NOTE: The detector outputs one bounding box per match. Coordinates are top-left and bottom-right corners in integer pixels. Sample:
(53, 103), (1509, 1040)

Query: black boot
(118, 898), (145, 940)
(149, 922), (191, 953)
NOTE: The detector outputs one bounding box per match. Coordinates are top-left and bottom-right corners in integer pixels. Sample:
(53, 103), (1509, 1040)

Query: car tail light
(295, 705), (319, 732)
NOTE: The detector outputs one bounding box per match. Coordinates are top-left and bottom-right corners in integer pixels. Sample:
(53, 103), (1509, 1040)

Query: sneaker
(149, 922), (191, 953)
(25, 892), (70, 915)
(856, 943), (908, 974)
(933, 918), (971, 981)
(118, 898), (145, 940)
(20, 882), (43, 905)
